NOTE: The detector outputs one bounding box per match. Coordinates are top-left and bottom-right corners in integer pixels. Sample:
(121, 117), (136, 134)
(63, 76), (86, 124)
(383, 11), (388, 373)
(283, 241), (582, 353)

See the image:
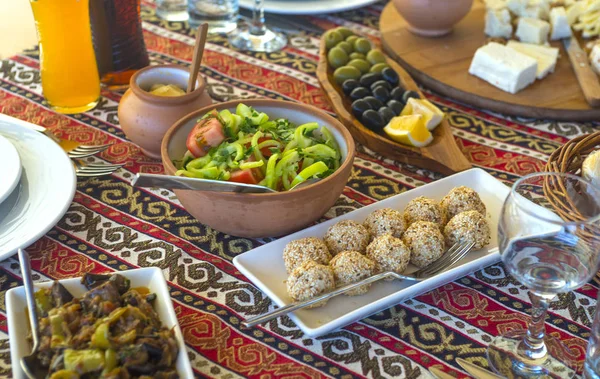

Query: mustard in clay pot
(118, 64), (212, 159)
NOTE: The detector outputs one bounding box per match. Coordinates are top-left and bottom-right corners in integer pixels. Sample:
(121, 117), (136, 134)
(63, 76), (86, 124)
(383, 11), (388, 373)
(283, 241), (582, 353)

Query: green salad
(176, 103), (342, 191)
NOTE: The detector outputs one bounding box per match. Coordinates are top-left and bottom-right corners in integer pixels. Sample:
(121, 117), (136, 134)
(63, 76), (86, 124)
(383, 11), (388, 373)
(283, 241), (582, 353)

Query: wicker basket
(544, 131), (600, 222)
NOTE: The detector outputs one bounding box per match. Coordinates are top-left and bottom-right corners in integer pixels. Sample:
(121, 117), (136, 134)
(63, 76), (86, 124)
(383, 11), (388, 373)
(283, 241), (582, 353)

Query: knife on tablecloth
(563, 36), (600, 107)
(456, 358), (505, 379)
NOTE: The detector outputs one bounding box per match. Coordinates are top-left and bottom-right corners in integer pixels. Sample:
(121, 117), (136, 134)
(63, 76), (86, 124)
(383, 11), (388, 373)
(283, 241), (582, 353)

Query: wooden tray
(316, 39), (471, 176)
(379, 1), (600, 121)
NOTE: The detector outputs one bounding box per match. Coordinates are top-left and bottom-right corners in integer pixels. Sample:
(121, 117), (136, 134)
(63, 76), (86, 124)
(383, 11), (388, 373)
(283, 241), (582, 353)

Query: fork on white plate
(243, 240), (476, 327)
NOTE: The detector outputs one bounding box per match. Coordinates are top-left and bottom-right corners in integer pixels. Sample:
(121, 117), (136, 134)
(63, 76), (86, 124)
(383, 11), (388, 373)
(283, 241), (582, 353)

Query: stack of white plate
(239, 0), (378, 15)
(0, 115), (76, 259)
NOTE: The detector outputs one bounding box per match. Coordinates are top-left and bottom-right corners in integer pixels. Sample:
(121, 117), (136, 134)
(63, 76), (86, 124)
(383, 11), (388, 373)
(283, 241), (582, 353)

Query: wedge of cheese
(516, 17), (551, 44)
(485, 8), (514, 38)
(550, 7), (572, 39)
(506, 40), (559, 78)
(469, 42), (538, 93)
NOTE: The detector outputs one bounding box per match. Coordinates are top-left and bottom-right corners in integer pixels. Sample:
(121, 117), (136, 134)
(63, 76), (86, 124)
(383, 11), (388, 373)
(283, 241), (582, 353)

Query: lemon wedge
(400, 98), (444, 131)
(383, 114), (433, 147)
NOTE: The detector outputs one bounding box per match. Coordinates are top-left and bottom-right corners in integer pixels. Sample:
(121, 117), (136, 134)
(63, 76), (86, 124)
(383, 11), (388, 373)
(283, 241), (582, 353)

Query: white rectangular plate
(233, 168), (511, 337)
(6, 267), (194, 379)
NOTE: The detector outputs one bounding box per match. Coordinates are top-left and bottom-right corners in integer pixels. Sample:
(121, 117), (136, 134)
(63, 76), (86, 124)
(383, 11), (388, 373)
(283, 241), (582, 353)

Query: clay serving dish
(119, 64), (212, 159)
(161, 99), (355, 238)
(392, 0), (473, 37)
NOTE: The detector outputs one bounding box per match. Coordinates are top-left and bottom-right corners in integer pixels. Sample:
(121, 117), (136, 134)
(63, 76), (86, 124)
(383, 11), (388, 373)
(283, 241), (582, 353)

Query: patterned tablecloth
(0, 1), (599, 378)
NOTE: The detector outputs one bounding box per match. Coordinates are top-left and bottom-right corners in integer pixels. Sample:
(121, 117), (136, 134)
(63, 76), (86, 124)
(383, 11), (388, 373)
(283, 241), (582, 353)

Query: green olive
(367, 49), (386, 65)
(337, 41), (354, 54)
(333, 65), (361, 84)
(349, 52), (366, 60)
(354, 38), (372, 54)
(346, 35), (359, 45)
(347, 59), (371, 74)
(324, 30), (344, 50)
(369, 62), (389, 73)
(335, 27), (354, 39)
(327, 46), (349, 69)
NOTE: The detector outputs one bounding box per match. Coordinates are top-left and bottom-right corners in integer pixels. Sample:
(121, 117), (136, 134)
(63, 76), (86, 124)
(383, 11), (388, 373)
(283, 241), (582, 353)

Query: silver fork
(73, 160), (124, 177)
(0, 113), (111, 159)
(242, 240), (476, 328)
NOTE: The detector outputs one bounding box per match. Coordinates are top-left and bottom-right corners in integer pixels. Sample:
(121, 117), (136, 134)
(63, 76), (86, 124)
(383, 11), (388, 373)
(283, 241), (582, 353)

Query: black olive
(387, 99), (404, 115)
(390, 87), (405, 102)
(370, 80), (392, 92)
(361, 109), (385, 131)
(381, 67), (400, 86)
(359, 72), (383, 88)
(342, 79), (360, 96)
(372, 86), (390, 103)
(363, 96), (383, 110)
(351, 99), (372, 118)
(378, 107), (395, 125)
(402, 90), (421, 103)
(350, 86), (370, 101)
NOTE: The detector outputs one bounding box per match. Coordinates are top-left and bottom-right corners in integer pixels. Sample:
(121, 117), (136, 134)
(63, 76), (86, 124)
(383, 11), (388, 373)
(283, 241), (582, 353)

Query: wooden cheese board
(316, 38), (472, 175)
(379, 1), (600, 121)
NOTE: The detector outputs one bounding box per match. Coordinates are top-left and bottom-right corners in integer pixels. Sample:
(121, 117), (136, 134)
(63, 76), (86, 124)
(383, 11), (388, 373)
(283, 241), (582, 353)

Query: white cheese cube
(528, 0), (550, 19)
(550, 7), (572, 39)
(469, 42), (538, 93)
(485, 9), (514, 38)
(567, 1), (586, 25)
(523, 6), (547, 19)
(507, 40), (559, 78)
(590, 44), (600, 74)
(507, 0), (528, 16)
(485, 0), (508, 10)
(516, 17), (550, 44)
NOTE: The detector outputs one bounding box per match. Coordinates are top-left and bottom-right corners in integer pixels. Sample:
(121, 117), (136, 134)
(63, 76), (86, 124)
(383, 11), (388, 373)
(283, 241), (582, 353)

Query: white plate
(240, 0), (379, 15)
(0, 117), (76, 259)
(0, 134), (22, 204)
(6, 267), (194, 379)
(233, 168), (511, 337)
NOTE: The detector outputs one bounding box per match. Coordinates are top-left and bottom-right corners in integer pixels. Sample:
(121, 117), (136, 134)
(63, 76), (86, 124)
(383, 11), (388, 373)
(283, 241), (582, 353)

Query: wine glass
(229, 0), (287, 52)
(488, 172), (600, 378)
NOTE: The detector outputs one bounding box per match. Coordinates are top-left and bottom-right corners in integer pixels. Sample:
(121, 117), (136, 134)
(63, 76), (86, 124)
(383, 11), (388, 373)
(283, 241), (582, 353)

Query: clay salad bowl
(161, 99), (355, 238)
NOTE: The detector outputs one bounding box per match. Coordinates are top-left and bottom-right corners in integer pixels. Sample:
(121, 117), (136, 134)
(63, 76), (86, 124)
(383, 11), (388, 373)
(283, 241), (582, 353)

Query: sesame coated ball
(286, 260), (335, 308)
(283, 237), (332, 274)
(324, 220), (370, 255)
(329, 251), (376, 296)
(403, 196), (446, 227)
(363, 208), (406, 239)
(366, 234), (410, 276)
(444, 210), (491, 249)
(403, 221), (446, 268)
(441, 186), (486, 220)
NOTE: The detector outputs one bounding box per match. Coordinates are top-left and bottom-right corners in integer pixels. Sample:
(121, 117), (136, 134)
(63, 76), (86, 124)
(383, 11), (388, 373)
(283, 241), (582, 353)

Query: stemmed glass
(229, 0), (287, 52)
(488, 172), (600, 377)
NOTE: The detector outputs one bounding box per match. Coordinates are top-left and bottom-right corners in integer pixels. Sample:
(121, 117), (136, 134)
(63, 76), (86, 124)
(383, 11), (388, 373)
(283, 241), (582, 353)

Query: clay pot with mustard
(392, 0), (473, 37)
(118, 64), (212, 159)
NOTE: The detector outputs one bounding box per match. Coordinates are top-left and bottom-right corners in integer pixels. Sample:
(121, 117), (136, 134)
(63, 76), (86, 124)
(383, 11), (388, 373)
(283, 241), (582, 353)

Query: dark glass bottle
(90, 0), (150, 88)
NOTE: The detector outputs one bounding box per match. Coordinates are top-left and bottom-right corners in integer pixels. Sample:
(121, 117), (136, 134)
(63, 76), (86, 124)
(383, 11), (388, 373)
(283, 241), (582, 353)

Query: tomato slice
(244, 137), (277, 158)
(185, 111), (226, 158)
(229, 169), (261, 185)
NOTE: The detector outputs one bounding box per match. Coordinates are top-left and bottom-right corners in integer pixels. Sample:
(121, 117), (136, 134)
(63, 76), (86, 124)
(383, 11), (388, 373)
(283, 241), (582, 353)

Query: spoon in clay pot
(132, 173), (321, 193)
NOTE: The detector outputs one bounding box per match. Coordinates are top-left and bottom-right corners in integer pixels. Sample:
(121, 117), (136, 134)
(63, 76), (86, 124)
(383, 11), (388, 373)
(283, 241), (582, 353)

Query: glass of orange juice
(30, 0), (100, 114)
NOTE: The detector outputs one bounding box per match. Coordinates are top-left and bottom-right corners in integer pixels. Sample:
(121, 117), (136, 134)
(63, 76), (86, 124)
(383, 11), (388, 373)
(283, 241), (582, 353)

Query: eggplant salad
(32, 273), (179, 379)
